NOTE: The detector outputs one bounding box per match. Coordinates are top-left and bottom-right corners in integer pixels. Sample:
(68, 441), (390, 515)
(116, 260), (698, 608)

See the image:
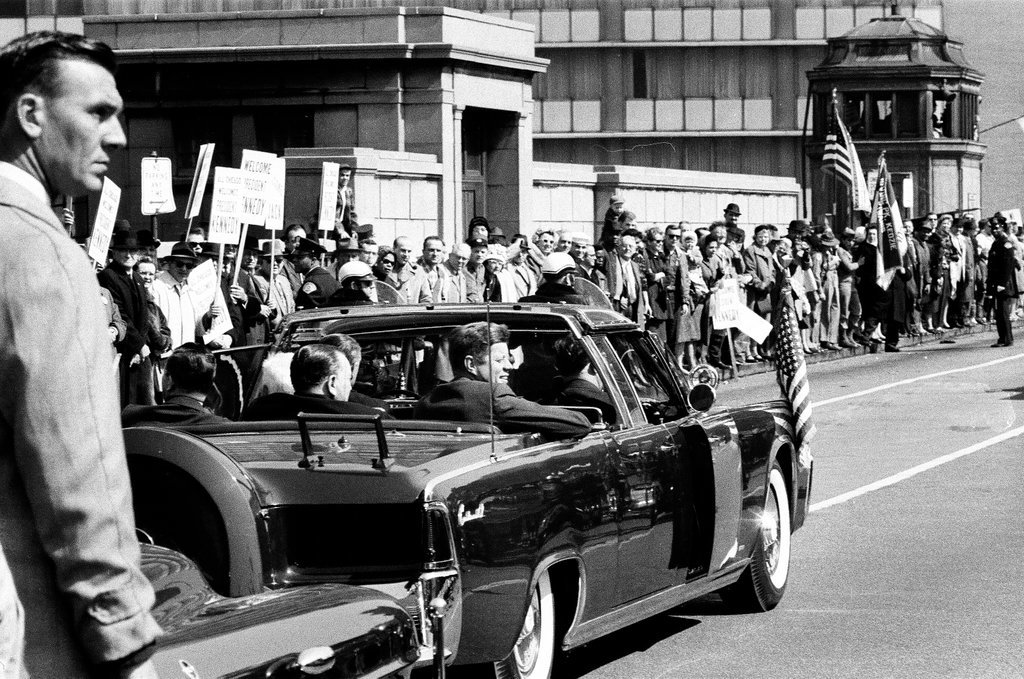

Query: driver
(327, 261), (378, 306)
(415, 322), (590, 440)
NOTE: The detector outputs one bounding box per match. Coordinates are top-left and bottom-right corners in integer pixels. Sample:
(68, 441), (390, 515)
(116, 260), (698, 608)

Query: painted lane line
(809, 424), (1024, 512)
(815, 351), (1024, 408)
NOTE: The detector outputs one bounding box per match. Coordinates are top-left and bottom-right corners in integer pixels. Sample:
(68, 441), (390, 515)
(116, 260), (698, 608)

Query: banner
(240, 149), (277, 227)
(140, 156), (176, 216)
(88, 177), (121, 263)
(207, 166), (246, 245)
(188, 259), (219, 314)
(869, 156), (908, 291)
(184, 143), (215, 220)
(317, 161), (340, 233)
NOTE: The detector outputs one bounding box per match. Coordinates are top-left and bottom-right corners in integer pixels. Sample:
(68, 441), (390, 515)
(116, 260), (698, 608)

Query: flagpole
(830, 89), (838, 230)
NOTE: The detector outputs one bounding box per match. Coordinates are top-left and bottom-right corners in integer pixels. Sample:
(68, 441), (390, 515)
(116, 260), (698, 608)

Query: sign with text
(240, 149), (277, 226)
(317, 161), (340, 233)
(207, 166), (245, 244)
(710, 278), (742, 330)
(264, 157), (286, 233)
(140, 156), (176, 215)
(184, 143), (215, 219)
(88, 177), (121, 263)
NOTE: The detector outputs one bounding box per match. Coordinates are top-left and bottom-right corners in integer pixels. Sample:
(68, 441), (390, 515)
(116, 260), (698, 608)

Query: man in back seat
(415, 322), (589, 440)
(244, 343), (390, 420)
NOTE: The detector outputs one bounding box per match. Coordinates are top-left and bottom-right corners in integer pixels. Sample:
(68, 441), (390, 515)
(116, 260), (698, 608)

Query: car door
(589, 333), (682, 604)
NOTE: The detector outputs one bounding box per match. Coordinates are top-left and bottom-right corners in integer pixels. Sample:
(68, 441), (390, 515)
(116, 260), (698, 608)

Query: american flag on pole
(773, 270), (816, 469)
(822, 95), (872, 213)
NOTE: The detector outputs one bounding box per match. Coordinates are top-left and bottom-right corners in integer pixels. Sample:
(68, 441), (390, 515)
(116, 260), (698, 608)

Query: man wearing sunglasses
(151, 242), (202, 349)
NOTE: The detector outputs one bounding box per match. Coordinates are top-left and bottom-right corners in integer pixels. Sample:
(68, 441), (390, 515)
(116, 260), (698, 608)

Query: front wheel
(722, 462), (792, 612)
(494, 570), (555, 679)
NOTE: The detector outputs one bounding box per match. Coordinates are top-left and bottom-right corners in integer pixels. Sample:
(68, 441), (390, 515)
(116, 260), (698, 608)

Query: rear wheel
(722, 462), (791, 611)
(494, 570), (555, 679)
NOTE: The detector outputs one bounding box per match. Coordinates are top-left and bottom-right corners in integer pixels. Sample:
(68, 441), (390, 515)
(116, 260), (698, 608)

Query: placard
(317, 161), (340, 233)
(710, 278), (742, 330)
(140, 156), (176, 216)
(264, 157), (286, 233)
(240, 149), (277, 226)
(207, 166), (245, 245)
(184, 143), (215, 219)
(88, 177), (121, 263)
(188, 258), (219, 314)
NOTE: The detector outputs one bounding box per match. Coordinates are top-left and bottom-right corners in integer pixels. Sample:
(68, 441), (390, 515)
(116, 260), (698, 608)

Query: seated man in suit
(415, 321), (590, 440)
(243, 343), (387, 420)
(550, 336), (616, 425)
(122, 343), (229, 426)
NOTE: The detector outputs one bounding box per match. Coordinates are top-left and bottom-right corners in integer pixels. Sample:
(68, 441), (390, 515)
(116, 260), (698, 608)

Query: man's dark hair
(291, 343), (347, 393)
(187, 225), (207, 239)
(449, 322), (509, 373)
(617, 210), (636, 224)
(423, 236), (444, 250)
(0, 31), (116, 119)
(621, 228), (643, 241)
(553, 336), (591, 377)
(166, 342), (217, 394)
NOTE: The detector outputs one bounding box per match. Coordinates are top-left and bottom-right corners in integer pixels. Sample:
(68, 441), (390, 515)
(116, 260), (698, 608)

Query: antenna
(486, 283), (497, 463)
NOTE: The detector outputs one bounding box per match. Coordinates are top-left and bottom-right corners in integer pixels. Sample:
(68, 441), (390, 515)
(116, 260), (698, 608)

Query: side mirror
(687, 383), (716, 413)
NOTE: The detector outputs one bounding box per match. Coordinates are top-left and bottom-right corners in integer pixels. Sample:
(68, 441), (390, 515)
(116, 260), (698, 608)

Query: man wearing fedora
(152, 242), (203, 349)
(256, 239), (295, 332)
(98, 225), (154, 405)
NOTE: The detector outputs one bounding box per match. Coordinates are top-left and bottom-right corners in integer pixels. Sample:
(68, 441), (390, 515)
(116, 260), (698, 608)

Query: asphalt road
(528, 329), (1024, 679)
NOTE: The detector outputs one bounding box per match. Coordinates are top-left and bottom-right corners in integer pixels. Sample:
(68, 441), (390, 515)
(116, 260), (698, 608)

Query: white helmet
(337, 260), (375, 285)
(541, 252), (576, 277)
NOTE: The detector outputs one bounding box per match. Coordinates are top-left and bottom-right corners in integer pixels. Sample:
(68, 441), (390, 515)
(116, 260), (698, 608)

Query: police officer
(291, 237), (338, 309)
(520, 252), (588, 304)
(328, 261), (378, 307)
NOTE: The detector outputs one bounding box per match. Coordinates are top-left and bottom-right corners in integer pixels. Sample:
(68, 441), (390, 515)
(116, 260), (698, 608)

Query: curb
(724, 319), (1023, 379)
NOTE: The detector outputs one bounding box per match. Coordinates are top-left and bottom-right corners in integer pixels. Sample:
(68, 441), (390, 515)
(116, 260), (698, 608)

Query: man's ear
(15, 93), (45, 140)
(324, 374), (338, 398)
(463, 355), (478, 376)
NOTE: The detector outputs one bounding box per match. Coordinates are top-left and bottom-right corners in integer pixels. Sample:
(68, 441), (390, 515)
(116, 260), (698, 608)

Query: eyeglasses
(666, 234), (681, 240)
(381, 259), (395, 266)
(171, 260), (196, 270)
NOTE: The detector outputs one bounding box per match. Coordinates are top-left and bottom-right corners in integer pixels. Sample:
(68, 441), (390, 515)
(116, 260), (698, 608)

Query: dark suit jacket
(415, 377), (590, 440)
(122, 394), (229, 427)
(242, 391), (390, 421)
(552, 375), (616, 424)
(987, 236), (1021, 298)
(97, 264), (148, 356)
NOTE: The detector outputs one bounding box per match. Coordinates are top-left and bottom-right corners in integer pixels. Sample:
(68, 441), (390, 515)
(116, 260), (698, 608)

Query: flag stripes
(774, 274), (816, 469)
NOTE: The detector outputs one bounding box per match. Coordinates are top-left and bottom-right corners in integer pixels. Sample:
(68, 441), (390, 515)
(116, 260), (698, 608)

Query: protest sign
(140, 156), (176, 215)
(317, 161), (340, 233)
(188, 259), (219, 314)
(88, 177), (121, 263)
(207, 166), (245, 245)
(240, 149), (277, 227)
(264, 157), (286, 233)
(184, 143), (215, 220)
(711, 278), (742, 330)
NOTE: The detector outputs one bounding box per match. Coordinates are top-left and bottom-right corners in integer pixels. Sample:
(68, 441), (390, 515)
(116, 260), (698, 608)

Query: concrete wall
(283, 147), (442, 247)
(532, 162), (802, 240)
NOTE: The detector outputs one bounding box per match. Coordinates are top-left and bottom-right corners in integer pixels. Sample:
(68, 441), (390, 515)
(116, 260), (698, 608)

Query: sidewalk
(725, 319), (1021, 379)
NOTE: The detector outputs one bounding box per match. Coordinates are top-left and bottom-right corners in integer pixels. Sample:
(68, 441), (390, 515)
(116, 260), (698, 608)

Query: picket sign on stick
(184, 143), (215, 223)
(317, 162), (340, 234)
(207, 167), (245, 245)
(88, 177), (121, 264)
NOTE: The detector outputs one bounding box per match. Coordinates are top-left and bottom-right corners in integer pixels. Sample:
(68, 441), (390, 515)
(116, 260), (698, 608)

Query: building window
(869, 91), (893, 139)
(895, 92), (920, 138)
(842, 92), (866, 137)
(171, 110), (232, 178)
(254, 107), (314, 157)
(632, 50), (648, 99)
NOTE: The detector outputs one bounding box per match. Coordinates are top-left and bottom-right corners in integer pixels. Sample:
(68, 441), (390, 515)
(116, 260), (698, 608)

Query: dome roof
(841, 15), (944, 40)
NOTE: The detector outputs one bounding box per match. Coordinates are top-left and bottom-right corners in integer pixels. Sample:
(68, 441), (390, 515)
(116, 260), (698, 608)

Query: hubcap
(513, 587), (542, 675)
(762, 488), (781, 575)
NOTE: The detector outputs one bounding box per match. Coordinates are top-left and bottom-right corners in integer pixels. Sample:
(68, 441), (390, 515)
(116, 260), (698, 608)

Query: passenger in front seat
(415, 322), (590, 440)
(551, 336), (617, 425)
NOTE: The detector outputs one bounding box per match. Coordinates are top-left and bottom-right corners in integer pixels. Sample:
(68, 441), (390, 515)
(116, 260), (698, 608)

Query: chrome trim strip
(561, 562), (749, 650)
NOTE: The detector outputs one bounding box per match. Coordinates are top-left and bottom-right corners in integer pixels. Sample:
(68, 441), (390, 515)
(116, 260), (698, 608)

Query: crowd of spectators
(96, 196), (1024, 410)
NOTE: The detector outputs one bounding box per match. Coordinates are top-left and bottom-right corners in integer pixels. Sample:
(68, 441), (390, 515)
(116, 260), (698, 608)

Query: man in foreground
(0, 31), (161, 678)
(122, 344), (228, 427)
(415, 322), (590, 440)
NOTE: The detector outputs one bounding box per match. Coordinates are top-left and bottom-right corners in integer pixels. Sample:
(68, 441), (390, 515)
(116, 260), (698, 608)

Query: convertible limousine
(126, 304), (812, 679)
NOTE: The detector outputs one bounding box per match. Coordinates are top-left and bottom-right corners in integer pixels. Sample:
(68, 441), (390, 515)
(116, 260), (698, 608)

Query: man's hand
(653, 271), (665, 282)
(139, 345), (151, 360)
(258, 304), (272, 319)
(229, 284), (247, 305)
(108, 326), (119, 343)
